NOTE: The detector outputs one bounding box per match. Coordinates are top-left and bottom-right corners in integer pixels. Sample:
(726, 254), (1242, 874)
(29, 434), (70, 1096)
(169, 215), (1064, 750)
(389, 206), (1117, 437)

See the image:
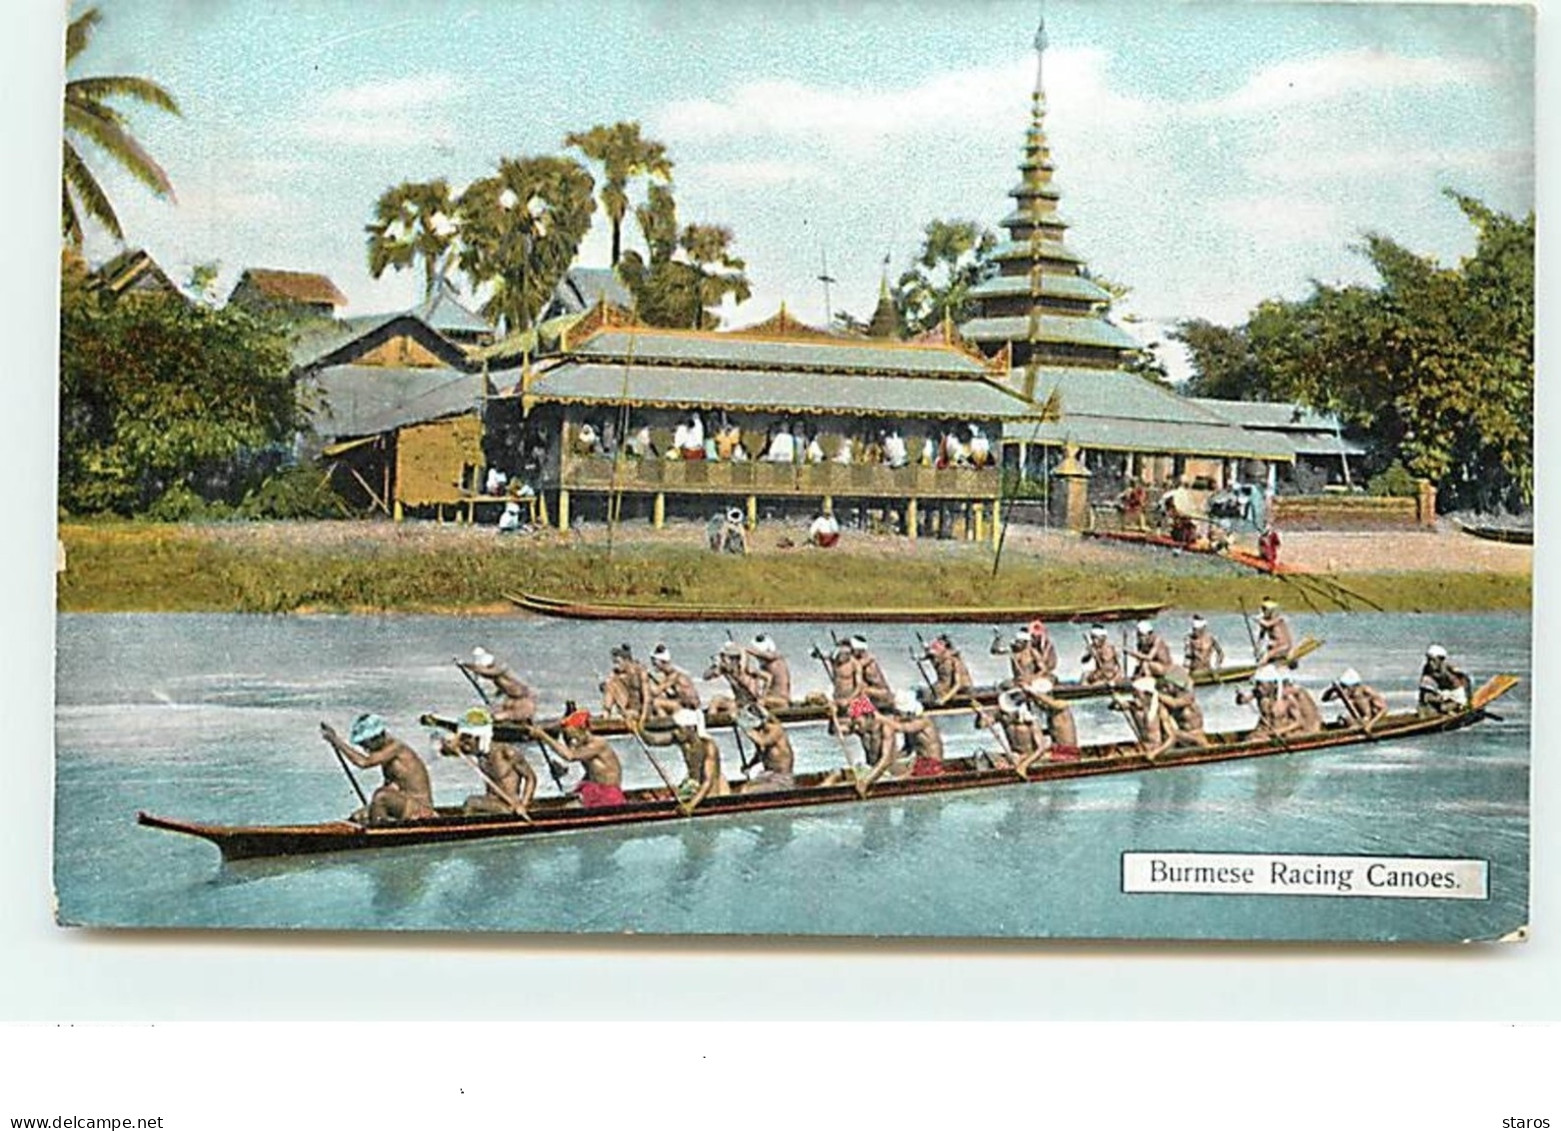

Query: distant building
(92, 248), (182, 300)
(540, 266), (634, 322)
(229, 268), (348, 321)
(865, 275), (901, 340)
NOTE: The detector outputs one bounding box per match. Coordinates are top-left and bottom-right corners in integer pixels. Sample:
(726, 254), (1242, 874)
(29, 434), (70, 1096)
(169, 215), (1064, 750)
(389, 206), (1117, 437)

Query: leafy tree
(618, 187), (751, 329)
(365, 179), (459, 299)
(456, 155), (596, 333)
(59, 266), (301, 515)
(682, 223), (751, 330)
(564, 121), (673, 266)
(62, 7), (180, 246)
(894, 219), (996, 335)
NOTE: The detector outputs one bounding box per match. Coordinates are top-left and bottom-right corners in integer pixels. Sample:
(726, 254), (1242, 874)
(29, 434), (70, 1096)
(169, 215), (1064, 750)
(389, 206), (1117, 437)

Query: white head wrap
(893, 689), (923, 716)
(753, 634), (777, 656)
(1131, 676), (1157, 694)
(1426, 644), (1448, 660)
(1025, 676), (1054, 696)
(671, 708), (706, 735)
(1339, 668), (1361, 687)
(652, 645), (672, 664)
(1136, 620), (1155, 635)
(472, 647), (495, 667)
(1253, 664), (1281, 684)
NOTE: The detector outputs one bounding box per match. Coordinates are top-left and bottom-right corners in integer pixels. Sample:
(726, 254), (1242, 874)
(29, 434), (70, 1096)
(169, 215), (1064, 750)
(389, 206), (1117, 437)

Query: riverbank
(56, 519), (1531, 615)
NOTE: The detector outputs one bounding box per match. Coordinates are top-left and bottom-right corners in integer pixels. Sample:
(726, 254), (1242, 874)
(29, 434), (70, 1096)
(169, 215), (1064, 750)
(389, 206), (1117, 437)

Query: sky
(68, 0), (1534, 370)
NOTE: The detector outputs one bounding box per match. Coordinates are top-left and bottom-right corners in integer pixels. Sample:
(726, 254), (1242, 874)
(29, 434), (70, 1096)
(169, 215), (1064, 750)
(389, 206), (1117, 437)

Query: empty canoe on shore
(506, 590), (1169, 625)
(420, 637), (1325, 743)
(1456, 522), (1532, 546)
(138, 674), (1517, 862)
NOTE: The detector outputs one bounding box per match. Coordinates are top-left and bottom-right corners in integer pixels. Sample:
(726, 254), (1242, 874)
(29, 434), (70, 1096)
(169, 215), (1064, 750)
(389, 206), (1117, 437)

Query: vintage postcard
(53, 0), (1533, 940)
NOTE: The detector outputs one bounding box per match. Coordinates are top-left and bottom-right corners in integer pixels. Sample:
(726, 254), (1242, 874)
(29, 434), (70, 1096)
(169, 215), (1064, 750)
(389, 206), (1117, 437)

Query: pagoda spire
(1033, 3), (1048, 100)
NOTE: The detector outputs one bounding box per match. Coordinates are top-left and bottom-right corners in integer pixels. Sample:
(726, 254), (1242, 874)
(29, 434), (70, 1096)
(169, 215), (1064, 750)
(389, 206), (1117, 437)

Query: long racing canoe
(138, 674), (1517, 862)
(420, 636), (1325, 743)
(507, 590), (1169, 625)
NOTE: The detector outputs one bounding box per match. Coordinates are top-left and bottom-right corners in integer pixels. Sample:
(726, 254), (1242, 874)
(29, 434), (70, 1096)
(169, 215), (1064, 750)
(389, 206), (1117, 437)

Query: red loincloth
(576, 781), (627, 808)
(1048, 745), (1081, 761)
(910, 755), (945, 777)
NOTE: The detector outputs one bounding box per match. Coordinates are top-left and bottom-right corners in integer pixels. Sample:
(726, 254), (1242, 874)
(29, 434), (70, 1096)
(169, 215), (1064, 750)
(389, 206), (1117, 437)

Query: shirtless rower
(1080, 624), (1122, 686)
(737, 704), (796, 793)
(816, 639), (862, 709)
(534, 707), (626, 808)
(460, 647), (538, 724)
(923, 634), (974, 704)
(861, 690), (944, 790)
(851, 635), (896, 710)
(647, 644), (701, 719)
(1275, 673), (1324, 737)
(839, 693), (893, 769)
(1183, 615), (1225, 677)
(601, 643), (651, 725)
(637, 707), (730, 806)
(320, 713), (436, 823)
(1418, 644), (1473, 714)
(992, 628), (1042, 685)
(1127, 620), (1174, 679)
(703, 641), (761, 714)
(1155, 667), (1212, 750)
(1020, 677), (1082, 762)
(1110, 676), (1173, 760)
(438, 706), (536, 816)
(744, 634), (793, 710)
(1235, 664), (1284, 739)
(1323, 668), (1388, 732)
(1026, 619), (1059, 678)
(980, 688), (1043, 773)
(1255, 598), (1294, 666)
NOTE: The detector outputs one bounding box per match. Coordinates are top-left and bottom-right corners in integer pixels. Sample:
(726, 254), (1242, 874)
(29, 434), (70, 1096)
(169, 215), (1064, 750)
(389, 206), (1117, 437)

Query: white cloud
(682, 159), (824, 189)
(1191, 49), (1504, 117)
(1248, 145), (1530, 182)
(1214, 196), (1347, 246)
(300, 73), (460, 148)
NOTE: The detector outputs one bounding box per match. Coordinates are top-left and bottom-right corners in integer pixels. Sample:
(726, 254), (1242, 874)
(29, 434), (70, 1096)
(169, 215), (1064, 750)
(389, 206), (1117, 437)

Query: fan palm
(564, 122), (673, 266)
(61, 7), (180, 246)
(682, 223), (751, 330)
(365, 179), (458, 300)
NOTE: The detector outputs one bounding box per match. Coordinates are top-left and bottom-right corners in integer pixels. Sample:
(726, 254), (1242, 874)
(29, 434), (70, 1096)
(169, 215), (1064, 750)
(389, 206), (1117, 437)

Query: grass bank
(57, 521), (1531, 616)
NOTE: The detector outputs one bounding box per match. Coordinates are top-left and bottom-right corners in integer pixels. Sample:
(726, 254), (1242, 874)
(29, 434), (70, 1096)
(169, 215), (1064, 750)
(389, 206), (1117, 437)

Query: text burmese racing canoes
(137, 674), (1517, 863)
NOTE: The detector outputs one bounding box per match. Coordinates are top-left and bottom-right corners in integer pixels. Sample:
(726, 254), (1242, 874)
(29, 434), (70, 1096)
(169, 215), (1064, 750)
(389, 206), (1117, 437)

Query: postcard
(53, 0), (1533, 941)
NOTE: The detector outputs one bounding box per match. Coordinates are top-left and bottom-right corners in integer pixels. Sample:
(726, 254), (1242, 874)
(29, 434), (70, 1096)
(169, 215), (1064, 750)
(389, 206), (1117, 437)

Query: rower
(1080, 624), (1122, 686)
(1020, 677), (1081, 761)
(648, 644), (701, 718)
(320, 713), (436, 823)
(1026, 619), (1059, 678)
(861, 690), (944, 790)
(1255, 598), (1294, 665)
(1419, 644), (1473, 714)
(743, 633), (793, 710)
(601, 643), (652, 725)
(704, 641), (761, 714)
(1111, 676), (1173, 760)
(1276, 673), (1324, 736)
(460, 646), (538, 724)
(851, 635), (896, 710)
(982, 689), (1042, 769)
(1128, 620), (1173, 679)
(639, 707), (730, 805)
(923, 633), (974, 704)
(817, 639), (862, 709)
(1155, 667), (1211, 750)
(840, 694), (893, 769)
(1236, 664), (1284, 739)
(737, 704), (796, 793)
(992, 628), (1042, 684)
(1323, 668), (1388, 732)
(1183, 615), (1225, 677)
(439, 706), (537, 816)
(534, 708), (626, 808)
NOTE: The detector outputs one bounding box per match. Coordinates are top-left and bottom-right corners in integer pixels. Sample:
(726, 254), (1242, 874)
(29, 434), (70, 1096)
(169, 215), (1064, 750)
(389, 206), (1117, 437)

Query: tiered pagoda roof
(960, 16), (1136, 376)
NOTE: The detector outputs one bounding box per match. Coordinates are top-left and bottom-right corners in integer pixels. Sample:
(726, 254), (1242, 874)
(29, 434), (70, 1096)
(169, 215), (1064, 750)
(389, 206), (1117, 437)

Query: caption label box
(1122, 852), (1488, 899)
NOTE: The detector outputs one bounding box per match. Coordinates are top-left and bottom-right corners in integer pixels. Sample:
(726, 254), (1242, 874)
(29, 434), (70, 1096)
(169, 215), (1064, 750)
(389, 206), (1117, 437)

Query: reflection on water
(55, 610), (1531, 940)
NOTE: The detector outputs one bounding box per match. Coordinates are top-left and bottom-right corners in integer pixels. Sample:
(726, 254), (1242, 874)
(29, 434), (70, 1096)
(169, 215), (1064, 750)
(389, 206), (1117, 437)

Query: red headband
(562, 709), (591, 730)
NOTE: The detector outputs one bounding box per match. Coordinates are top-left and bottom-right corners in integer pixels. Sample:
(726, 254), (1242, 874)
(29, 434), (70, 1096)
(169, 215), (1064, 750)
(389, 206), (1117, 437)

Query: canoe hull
(141, 678), (1514, 863)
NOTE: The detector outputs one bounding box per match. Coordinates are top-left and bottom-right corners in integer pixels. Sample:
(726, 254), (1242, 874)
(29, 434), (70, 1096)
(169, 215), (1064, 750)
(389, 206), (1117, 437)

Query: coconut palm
(365, 179), (459, 300)
(564, 121), (673, 266)
(61, 7), (180, 246)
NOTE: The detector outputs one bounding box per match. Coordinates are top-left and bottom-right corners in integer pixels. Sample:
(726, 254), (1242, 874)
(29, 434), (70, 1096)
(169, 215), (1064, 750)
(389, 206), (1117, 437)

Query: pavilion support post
(991, 497), (1001, 550)
(393, 498), (403, 523)
(652, 492), (665, 529)
(907, 497), (918, 540)
(974, 502), (986, 543)
(747, 495), (758, 529)
(822, 493), (833, 517)
(536, 492), (549, 528)
(557, 489), (571, 531)
(1018, 441), (1030, 482)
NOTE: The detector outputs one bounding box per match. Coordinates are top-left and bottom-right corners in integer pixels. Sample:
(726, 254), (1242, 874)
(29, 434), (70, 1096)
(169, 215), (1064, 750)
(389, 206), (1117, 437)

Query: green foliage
(564, 122), (673, 266)
(62, 7), (180, 245)
(238, 465), (354, 519)
(145, 483), (231, 522)
(1174, 191), (1533, 512)
(894, 219), (997, 335)
(365, 179), (458, 299)
(618, 186), (752, 329)
(1366, 461), (1419, 498)
(457, 155), (597, 333)
(59, 272), (301, 515)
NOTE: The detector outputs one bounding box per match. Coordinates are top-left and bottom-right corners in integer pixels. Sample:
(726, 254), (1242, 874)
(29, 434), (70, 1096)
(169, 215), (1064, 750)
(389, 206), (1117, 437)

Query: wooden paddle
(450, 748), (532, 822)
(319, 725), (370, 811)
(627, 724), (694, 817)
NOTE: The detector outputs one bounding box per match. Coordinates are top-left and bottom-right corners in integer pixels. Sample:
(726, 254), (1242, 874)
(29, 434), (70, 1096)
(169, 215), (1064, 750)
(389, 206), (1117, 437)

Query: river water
(54, 609), (1530, 941)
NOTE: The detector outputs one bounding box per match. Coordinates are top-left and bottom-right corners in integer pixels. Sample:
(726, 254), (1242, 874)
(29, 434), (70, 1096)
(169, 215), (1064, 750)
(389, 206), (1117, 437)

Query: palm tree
(681, 224), (751, 330)
(365, 179), (458, 300)
(457, 155), (596, 333)
(564, 121), (673, 267)
(61, 7), (180, 246)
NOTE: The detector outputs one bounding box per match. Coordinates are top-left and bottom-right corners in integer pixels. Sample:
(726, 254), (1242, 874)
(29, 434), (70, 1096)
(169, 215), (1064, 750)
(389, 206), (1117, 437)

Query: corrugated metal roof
(990, 239), (1084, 264)
(289, 315), (391, 368)
(309, 365), (487, 439)
(967, 273), (1110, 303)
(1191, 398), (1367, 456)
(959, 314), (1138, 351)
(413, 278), (491, 336)
(570, 329), (994, 377)
(549, 266), (633, 315)
(524, 362), (1038, 420)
